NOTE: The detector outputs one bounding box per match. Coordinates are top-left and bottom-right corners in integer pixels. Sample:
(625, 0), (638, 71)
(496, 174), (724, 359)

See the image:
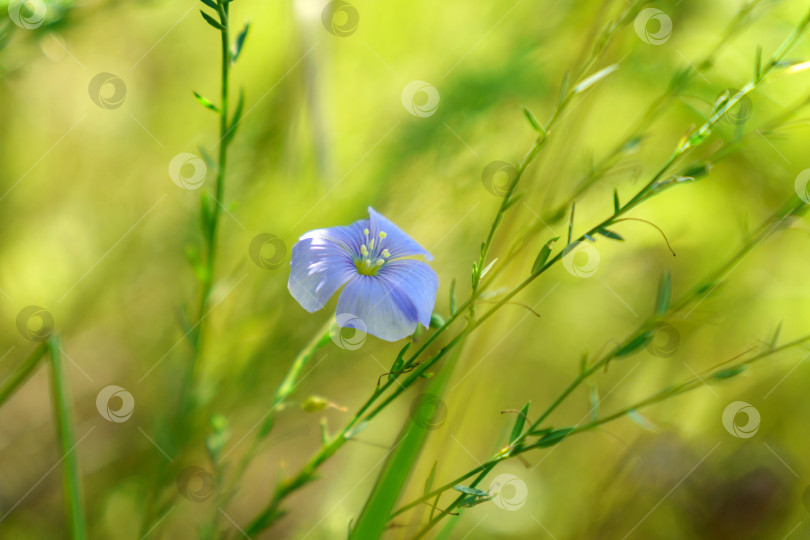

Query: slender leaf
(655, 271), (672, 316)
(424, 461), (438, 496)
(522, 106), (545, 135)
(615, 332), (650, 358)
(573, 64), (618, 94)
(531, 236), (559, 274)
(597, 228), (624, 241)
(388, 342), (411, 383)
(534, 427), (574, 447)
(200, 10), (225, 30)
(613, 188), (620, 213)
(509, 401), (530, 443)
(232, 22), (250, 63)
(193, 91), (219, 112)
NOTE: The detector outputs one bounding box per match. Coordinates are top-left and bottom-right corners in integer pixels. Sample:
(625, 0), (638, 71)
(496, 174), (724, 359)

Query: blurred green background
(1, 0), (810, 538)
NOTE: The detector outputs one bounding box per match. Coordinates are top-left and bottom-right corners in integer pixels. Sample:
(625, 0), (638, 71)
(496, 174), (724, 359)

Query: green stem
(0, 342), (47, 407)
(47, 337), (88, 540)
(216, 317), (334, 537)
(178, 0), (232, 421)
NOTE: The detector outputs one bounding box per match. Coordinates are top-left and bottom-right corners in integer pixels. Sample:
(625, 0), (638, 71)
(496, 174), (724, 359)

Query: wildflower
(288, 207), (438, 341)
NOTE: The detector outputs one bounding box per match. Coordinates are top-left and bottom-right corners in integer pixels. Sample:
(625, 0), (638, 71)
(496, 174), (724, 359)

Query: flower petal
(368, 207), (432, 261)
(336, 275), (418, 342)
(377, 259), (439, 328)
(300, 219), (368, 257)
(288, 230), (357, 313)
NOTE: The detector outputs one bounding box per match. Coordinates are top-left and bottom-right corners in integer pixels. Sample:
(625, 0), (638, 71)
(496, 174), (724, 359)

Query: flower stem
(178, 0), (231, 426)
(46, 336), (88, 540)
(0, 342), (47, 408)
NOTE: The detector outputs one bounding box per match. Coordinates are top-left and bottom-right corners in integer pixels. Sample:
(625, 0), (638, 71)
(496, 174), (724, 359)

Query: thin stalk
(178, 0), (232, 422)
(0, 342), (47, 407)
(395, 197), (806, 532)
(215, 317), (334, 537)
(142, 1), (234, 533)
(47, 337), (88, 540)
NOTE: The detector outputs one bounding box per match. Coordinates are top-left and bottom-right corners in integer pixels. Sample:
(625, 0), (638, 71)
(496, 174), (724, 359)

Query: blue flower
(288, 207), (439, 342)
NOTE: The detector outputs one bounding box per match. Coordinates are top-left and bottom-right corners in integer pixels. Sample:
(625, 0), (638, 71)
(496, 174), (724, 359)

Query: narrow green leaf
(588, 383), (599, 422)
(503, 191), (526, 210)
(522, 106), (545, 135)
(615, 332), (650, 358)
(232, 22), (250, 63)
(531, 236), (559, 274)
(480, 258), (497, 279)
(509, 401), (530, 443)
(320, 417), (330, 445)
(627, 410), (658, 431)
(769, 321), (782, 350)
(344, 421), (369, 439)
(573, 64), (618, 94)
(0, 344), (48, 408)
(449, 278), (456, 315)
(200, 10), (225, 30)
(197, 145), (216, 171)
(712, 365), (747, 379)
(597, 228), (624, 241)
(458, 494), (490, 508)
(200, 190), (214, 235)
(755, 45), (762, 81)
(534, 427), (574, 447)
(225, 88), (245, 144)
(568, 202), (576, 244)
(613, 188), (620, 213)
(200, 0), (217, 9)
(424, 461), (438, 496)
(349, 360), (454, 539)
(558, 71), (570, 104)
(388, 342), (411, 383)
(193, 91), (219, 112)
(47, 338), (89, 540)
(655, 271), (672, 316)
(453, 485), (489, 497)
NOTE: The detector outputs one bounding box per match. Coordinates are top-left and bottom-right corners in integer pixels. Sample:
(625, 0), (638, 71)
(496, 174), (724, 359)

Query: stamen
(375, 259), (385, 266)
(382, 249), (390, 258)
(363, 228), (369, 236)
(369, 239), (375, 250)
(361, 244), (368, 256)
(379, 231), (387, 239)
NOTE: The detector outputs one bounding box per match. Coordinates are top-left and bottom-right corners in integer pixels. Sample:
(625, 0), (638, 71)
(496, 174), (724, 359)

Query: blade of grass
(47, 337), (88, 540)
(349, 348), (459, 539)
(0, 343), (47, 407)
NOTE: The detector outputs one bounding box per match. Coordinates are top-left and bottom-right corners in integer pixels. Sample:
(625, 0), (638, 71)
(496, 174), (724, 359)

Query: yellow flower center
(355, 230), (390, 276)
